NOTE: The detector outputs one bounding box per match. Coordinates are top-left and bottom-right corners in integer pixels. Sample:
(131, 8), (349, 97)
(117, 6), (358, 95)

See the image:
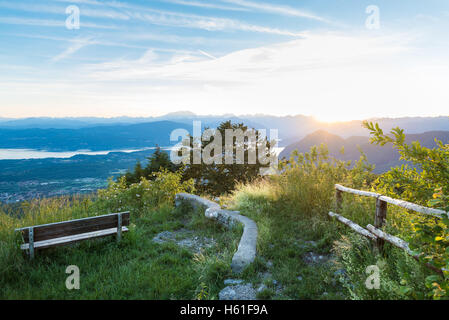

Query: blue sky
(1, 0), (449, 121)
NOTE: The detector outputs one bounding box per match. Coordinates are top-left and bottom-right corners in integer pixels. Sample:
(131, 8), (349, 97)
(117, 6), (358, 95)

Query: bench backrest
(16, 212), (130, 243)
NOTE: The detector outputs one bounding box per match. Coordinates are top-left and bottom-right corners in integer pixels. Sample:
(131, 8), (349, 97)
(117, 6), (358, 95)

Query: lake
(0, 147), (284, 160)
(0, 148), (156, 160)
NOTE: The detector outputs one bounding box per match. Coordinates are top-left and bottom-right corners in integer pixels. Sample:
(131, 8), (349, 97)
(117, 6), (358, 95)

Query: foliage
(99, 168), (194, 216)
(363, 121), (449, 299)
(181, 121), (272, 196)
(121, 147), (181, 185)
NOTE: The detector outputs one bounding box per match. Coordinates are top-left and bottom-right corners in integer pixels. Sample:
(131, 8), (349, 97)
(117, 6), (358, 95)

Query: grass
(0, 202), (242, 300)
(223, 168), (438, 300)
(224, 179), (346, 300)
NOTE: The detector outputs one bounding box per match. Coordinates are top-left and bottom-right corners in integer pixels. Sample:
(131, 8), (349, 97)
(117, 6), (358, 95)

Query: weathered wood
(335, 189), (343, 212)
(17, 212), (130, 242)
(328, 211), (377, 241)
(20, 227), (129, 250)
(378, 196), (445, 218)
(375, 198), (388, 251)
(16, 212), (130, 257)
(28, 227), (34, 260)
(366, 224), (443, 275)
(117, 213), (122, 242)
(335, 184), (381, 199)
(366, 224), (411, 253)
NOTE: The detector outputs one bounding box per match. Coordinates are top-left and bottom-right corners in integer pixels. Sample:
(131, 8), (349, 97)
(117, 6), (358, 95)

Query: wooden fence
(329, 184), (447, 274)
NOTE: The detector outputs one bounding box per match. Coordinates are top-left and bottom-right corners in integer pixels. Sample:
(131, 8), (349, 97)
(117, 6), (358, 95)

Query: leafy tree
(363, 121), (449, 299)
(180, 121), (273, 196)
(363, 121), (449, 208)
(121, 147), (180, 185)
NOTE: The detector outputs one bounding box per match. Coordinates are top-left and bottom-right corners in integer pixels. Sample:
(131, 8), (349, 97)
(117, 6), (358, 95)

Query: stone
(219, 284), (257, 300)
(224, 279), (244, 286)
(257, 284), (268, 293)
(175, 193), (258, 274)
(152, 229), (216, 254)
(303, 252), (331, 265)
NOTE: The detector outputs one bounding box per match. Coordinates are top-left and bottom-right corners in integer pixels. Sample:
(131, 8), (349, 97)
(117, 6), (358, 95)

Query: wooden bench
(15, 212), (130, 259)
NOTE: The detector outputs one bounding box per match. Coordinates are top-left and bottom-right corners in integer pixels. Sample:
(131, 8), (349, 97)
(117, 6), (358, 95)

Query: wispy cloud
(0, 1), (129, 20)
(220, 0), (330, 23)
(162, 0), (250, 12)
(0, 16), (118, 29)
(53, 0), (304, 36)
(52, 37), (92, 62)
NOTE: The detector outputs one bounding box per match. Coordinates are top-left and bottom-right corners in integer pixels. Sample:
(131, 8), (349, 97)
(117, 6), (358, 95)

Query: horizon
(1, 1), (449, 121)
(1, 112), (448, 123)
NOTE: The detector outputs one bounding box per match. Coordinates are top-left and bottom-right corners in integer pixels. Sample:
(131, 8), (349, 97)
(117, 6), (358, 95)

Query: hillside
(280, 130), (449, 173)
(0, 121), (190, 151)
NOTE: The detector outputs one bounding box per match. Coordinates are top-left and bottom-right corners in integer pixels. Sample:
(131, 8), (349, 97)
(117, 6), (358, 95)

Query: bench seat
(16, 211), (130, 259)
(20, 226), (129, 250)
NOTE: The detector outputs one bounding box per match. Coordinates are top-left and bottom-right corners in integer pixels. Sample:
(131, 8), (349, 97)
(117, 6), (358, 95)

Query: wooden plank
(328, 211), (377, 241)
(17, 212), (130, 242)
(20, 227), (129, 250)
(366, 224), (443, 275)
(366, 224), (411, 253)
(378, 196), (445, 218)
(335, 184), (381, 198)
(16, 212), (130, 231)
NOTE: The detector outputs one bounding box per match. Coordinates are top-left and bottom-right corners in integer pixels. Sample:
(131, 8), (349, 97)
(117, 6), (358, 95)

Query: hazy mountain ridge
(1, 113), (447, 148)
(280, 130), (449, 173)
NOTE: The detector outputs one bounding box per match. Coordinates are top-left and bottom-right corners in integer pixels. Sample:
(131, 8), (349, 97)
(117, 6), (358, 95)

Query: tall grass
(226, 146), (438, 299)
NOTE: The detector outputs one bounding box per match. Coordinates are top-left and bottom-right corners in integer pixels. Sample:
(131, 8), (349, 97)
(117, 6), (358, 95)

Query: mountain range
(1, 113), (448, 149)
(280, 130), (449, 173)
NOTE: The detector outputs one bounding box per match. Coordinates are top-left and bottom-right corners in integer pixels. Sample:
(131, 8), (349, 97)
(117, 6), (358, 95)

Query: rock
(224, 279), (244, 286)
(297, 276), (303, 281)
(152, 229), (216, 254)
(261, 272), (272, 280)
(303, 252), (331, 265)
(334, 269), (346, 277)
(257, 284), (268, 293)
(219, 284), (257, 300)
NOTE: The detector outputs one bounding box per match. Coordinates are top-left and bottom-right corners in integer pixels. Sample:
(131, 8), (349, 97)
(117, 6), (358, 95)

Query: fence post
(335, 188), (343, 212)
(375, 197), (387, 252)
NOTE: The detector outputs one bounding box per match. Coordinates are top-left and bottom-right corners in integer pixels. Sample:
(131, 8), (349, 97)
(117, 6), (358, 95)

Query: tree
(364, 121), (449, 299)
(121, 146), (181, 185)
(179, 121), (273, 196)
(363, 121), (449, 208)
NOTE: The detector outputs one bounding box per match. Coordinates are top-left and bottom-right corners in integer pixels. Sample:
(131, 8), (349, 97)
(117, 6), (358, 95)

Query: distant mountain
(280, 130), (449, 173)
(2, 114), (447, 147)
(0, 121), (191, 151)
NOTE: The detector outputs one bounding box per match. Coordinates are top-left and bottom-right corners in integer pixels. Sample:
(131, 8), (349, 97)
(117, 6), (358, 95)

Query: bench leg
(29, 227), (35, 260)
(117, 213), (122, 243)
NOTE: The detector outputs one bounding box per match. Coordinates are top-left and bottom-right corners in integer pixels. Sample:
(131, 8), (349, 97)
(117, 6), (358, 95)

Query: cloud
(84, 32), (409, 83)
(52, 0), (305, 36)
(162, 0), (250, 12)
(0, 16), (117, 29)
(52, 38), (93, 62)
(220, 0), (330, 23)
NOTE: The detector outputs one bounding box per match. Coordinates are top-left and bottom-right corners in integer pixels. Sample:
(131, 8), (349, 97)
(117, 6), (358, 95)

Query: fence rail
(330, 184), (448, 275)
